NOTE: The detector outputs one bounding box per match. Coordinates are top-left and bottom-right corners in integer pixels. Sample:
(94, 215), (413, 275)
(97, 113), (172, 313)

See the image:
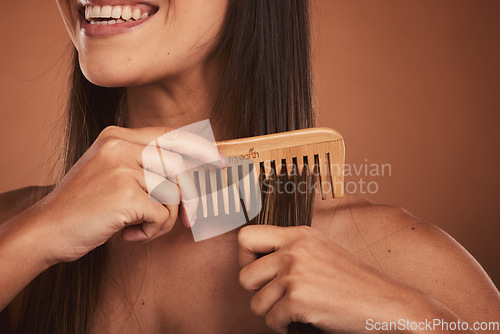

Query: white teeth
(111, 6), (122, 19)
(100, 5), (112, 18)
(92, 5), (101, 18)
(85, 5), (152, 23)
(122, 6), (132, 20)
(132, 9), (141, 20)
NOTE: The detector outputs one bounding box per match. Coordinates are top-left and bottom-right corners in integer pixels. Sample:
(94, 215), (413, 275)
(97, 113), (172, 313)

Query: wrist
(1, 205), (60, 270)
(0, 206), (60, 311)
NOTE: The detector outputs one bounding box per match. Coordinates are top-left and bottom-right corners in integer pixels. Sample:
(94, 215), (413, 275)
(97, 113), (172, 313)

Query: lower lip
(80, 14), (155, 37)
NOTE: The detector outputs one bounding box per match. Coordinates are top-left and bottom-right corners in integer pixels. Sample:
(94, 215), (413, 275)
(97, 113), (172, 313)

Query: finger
(121, 191), (173, 242)
(130, 170), (180, 239)
(156, 130), (224, 168)
(157, 203), (179, 236)
(238, 225), (289, 267)
(240, 252), (281, 291)
(265, 295), (294, 334)
(139, 153), (199, 227)
(104, 125), (225, 168)
(250, 276), (286, 318)
(172, 163), (199, 227)
(103, 139), (187, 184)
(135, 168), (181, 205)
(141, 144), (188, 182)
(149, 186), (180, 238)
(101, 135), (205, 227)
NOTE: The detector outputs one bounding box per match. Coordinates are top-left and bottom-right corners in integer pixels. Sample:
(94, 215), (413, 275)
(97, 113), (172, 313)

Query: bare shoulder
(0, 185), (53, 224)
(311, 193), (500, 323)
(310, 193), (418, 250)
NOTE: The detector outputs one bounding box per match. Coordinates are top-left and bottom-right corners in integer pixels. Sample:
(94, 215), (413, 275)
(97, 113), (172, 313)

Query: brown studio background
(1, 0), (499, 289)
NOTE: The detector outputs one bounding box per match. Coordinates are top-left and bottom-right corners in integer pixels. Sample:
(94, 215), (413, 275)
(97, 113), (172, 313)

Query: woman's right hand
(22, 125), (223, 264)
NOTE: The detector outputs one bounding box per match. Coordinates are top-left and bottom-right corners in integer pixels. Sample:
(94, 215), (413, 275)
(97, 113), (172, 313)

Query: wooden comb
(190, 127), (345, 222)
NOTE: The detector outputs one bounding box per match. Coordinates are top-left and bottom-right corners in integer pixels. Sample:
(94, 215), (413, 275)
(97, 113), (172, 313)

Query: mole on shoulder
(411, 227), (415, 230)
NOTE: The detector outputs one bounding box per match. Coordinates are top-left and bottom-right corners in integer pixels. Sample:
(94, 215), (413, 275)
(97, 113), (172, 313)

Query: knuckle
(158, 223), (174, 235)
(98, 138), (123, 156)
(264, 313), (279, 331)
(238, 268), (250, 289)
(237, 226), (251, 245)
(281, 293), (304, 323)
(117, 204), (140, 227)
(102, 137), (124, 151)
(295, 225), (312, 237)
(282, 247), (301, 266)
(286, 284), (302, 304)
(97, 139), (130, 165)
(99, 125), (120, 140)
(281, 275), (298, 291)
(290, 241), (311, 258)
(279, 252), (295, 275)
(142, 224), (159, 241)
(159, 217), (174, 234)
(168, 153), (185, 172)
(288, 259), (305, 276)
(142, 233), (154, 241)
(289, 228), (315, 250)
(285, 247), (312, 277)
(249, 295), (265, 317)
(285, 294), (310, 325)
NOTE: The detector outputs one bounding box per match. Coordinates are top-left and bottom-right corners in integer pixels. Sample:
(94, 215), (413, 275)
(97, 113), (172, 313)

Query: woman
(0, 0), (498, 333)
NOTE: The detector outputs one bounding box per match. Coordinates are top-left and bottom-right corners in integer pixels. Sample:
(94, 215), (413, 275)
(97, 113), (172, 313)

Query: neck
(124, 59), (225, 140)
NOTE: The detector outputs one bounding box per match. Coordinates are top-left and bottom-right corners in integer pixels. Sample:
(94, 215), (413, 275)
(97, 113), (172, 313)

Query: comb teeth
(193, 162), (261, 218)
(191, 127), (345, 219)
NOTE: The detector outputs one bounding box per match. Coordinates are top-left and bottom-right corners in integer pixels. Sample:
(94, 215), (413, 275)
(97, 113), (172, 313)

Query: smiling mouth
(81, 4), (159, 25)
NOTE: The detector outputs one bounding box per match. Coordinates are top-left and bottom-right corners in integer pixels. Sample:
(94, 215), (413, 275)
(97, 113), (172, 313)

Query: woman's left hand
(237, 224), (440, 334)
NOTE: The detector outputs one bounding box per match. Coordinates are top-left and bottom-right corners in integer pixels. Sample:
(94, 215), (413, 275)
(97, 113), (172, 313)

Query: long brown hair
(18, 1), (318, 333)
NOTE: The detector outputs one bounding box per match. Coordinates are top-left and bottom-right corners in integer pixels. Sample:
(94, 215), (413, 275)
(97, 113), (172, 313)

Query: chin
(80, 64), (138, 88)
(78, 51), (193, 88)
(78, 51), (143, 87)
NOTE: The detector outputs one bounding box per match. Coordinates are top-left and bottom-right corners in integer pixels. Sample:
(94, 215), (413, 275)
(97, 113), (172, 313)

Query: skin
(56, 0), (228, 131)
(0, 0), (499, 333)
